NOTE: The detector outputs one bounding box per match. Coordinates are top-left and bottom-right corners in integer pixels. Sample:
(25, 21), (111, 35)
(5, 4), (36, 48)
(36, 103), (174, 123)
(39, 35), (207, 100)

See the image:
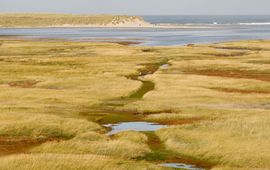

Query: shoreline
(0, 24), (214, 29)
(0, 35), (268, 48)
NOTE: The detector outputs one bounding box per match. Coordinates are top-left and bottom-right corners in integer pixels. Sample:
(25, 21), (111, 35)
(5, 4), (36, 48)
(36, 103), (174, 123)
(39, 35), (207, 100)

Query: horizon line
(0, 12), (270, 16)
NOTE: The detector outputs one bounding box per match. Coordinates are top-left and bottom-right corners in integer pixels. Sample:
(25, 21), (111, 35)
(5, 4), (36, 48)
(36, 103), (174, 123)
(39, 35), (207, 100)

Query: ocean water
(143, 15), (270, 25)
(0, 15), (270, 46)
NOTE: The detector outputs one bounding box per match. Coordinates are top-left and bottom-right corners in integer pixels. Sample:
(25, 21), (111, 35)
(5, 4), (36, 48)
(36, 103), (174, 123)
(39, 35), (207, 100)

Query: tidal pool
(159, 163), (204, 170)
(104, 121), (165, 135)
(160, 63), (170, 69)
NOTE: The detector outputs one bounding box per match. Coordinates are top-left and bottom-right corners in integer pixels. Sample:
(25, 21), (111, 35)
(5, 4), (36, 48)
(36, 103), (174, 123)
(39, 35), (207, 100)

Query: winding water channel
(90, 61), (208, 170)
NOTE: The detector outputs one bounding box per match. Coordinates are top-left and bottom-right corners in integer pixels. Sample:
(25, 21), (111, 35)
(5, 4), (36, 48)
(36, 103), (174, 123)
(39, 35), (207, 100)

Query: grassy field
(0, 14), (146, 27)
(0, 38), (269, 169)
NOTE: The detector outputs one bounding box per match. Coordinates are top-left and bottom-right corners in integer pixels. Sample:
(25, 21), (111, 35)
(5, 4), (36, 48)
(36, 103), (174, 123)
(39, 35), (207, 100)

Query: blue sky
(1, 0), (270, 15)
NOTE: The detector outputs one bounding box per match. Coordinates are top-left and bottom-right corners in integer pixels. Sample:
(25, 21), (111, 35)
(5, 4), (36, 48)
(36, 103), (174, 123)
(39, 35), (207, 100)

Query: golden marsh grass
(0, 38), (269, 169)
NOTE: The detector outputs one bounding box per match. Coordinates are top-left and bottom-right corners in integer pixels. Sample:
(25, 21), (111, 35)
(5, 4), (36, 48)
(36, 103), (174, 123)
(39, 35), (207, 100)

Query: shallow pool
(159, 163), (204, 170)
(104, 121), (165, 135)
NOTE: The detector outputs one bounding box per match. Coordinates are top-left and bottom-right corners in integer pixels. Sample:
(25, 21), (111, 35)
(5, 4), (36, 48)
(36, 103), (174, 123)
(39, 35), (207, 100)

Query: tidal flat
(0, 38), (269, 170)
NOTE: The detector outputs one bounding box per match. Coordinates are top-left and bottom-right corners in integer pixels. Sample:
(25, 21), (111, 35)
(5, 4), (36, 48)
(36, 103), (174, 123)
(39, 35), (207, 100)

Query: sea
(0, 15), (270, 46)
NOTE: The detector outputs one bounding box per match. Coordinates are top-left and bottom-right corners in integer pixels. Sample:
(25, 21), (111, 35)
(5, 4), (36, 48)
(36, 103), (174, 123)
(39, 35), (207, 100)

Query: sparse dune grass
(0, 39), (270, 169)
(0, 14), (147, 27)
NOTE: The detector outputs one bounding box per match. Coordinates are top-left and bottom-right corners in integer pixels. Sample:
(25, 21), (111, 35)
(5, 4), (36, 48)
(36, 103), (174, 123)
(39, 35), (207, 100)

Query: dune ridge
(0, 13), (153, 28)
